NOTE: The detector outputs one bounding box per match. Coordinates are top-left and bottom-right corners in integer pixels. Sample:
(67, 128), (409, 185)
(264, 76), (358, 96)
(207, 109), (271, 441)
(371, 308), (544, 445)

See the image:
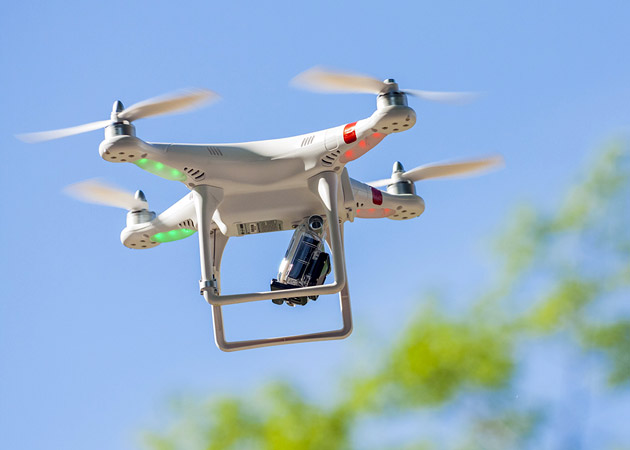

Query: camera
(270, 215), (331, 306)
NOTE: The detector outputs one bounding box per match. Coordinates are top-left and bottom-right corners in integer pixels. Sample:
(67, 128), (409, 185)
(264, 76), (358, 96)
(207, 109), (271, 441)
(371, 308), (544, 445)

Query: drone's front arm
(120, 192), (200, 249)
(279, 100), (416, 171)
(99, 133), (215, 187)
(336, 103), (417, 165)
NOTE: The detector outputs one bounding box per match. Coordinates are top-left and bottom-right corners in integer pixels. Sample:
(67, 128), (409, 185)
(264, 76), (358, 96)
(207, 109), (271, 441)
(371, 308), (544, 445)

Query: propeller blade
(18, 88), (217, 144)
(292, 67), (479, 105)
(291, 67), (386, 94)
(404, 89), (479, 104)
(366, 178), (395, 188)
(367, 155), (504, 187)
(16, 119), (112, 143)
(64, 179), (146, 210)
(118, 88), (218, 122)
(404, 155), (505, 182)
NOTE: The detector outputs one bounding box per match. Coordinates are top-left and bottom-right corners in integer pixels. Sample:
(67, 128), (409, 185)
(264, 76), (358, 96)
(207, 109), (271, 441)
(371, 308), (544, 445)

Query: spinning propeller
(367, 155), (504, 188)
(17, 88), (218, 143)
(292, 67), (478, 104)
(64, 179), (147, 211)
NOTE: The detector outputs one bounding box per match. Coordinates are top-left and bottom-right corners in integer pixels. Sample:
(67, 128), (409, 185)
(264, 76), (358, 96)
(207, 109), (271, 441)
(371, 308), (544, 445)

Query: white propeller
(367, 155), (504, 187)
(403, 89), (478, 104)
(292, 67), (478, 104)
(17, 120), (113, 144)
(17, 88), (218, 143)
(116, 89), (217, 122)
(64, 179), (147, 210)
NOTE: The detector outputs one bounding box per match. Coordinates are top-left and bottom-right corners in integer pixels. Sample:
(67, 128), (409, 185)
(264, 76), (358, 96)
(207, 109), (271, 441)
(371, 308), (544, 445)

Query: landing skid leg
(193, 172), (353, 352)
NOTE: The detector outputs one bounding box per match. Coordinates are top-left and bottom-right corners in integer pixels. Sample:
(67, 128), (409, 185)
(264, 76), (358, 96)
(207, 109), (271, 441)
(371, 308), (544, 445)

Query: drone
(19, 67), (503, 352)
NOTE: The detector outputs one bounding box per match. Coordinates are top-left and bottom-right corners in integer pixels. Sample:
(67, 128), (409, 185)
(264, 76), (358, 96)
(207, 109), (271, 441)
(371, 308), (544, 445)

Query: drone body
(21, 68), (502, 352)
(114, 97), (423, 249)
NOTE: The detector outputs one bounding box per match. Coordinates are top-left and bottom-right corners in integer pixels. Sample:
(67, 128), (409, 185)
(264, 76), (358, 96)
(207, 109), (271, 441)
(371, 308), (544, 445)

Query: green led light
(151, 228), (197, 243)
(134, 158), (186, 182)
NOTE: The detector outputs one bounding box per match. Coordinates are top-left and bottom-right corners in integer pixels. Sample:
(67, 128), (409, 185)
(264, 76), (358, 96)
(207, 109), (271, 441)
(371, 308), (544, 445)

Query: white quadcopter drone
(20, 67), (503, 352)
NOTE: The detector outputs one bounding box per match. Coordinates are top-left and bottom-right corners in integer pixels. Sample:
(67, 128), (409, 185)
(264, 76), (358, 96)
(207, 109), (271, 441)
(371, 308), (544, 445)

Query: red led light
(356, 207), (394, 219)
(370, 187), (383, 205)
(343, 122), (357, 144)
(359, 140), (367, 149)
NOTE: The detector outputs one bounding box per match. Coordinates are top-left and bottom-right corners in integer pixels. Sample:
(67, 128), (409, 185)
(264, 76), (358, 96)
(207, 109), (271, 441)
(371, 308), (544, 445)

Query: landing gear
(195, 171), (352, 351)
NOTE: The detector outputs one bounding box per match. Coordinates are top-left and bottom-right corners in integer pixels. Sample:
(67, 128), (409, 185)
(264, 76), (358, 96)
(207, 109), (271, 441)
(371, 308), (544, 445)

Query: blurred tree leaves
(143, 143), (629, 449)
(456, 409), (541, 450)
(365, 308), (514, 409)
(144, 384), (351, 450)
(525, 278), (597, 333)
(581, 321), (630, 386)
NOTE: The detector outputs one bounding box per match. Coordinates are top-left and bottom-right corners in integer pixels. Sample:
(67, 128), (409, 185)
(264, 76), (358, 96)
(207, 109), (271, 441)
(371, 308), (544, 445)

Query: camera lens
(308, 215), (323, 231)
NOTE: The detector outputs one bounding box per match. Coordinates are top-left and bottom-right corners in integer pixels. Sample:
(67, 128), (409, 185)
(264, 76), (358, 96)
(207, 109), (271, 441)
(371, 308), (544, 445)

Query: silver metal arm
(193, 171), (353, 351)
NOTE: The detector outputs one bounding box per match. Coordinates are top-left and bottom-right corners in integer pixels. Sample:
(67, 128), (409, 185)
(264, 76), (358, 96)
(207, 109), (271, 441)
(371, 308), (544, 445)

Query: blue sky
(1, 2), (630, 449)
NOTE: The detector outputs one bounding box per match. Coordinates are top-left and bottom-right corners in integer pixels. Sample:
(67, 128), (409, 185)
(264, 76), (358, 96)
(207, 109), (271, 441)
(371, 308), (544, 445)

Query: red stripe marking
(343, 122), (357, 144)
(371, 187), (383, 205)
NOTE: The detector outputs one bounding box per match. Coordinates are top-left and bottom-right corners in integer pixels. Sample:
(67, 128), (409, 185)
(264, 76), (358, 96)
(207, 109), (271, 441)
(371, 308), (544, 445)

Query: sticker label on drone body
(343, 122), (357, 144)
(370, 187), (383, 205)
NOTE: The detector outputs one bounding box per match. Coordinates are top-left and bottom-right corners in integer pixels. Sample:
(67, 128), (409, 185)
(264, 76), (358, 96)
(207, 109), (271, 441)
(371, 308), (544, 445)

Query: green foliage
(581, 320), (630, 386)
(525, 278), (597, 333)
(552, 142), (629, 234)
(143, 143), (630, 449)
(143, 385), (351, 450)
(143, 397), (261, 450)
(492, 205), (541, 279)
(456, 410), (541, 450)
(378, 308), (514, 407)
(258, 383), (351, 450)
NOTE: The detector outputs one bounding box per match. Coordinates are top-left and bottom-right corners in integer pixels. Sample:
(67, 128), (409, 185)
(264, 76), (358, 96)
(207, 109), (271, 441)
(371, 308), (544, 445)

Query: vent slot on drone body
(183, 167), (206, 181)
(300, 135), (315, 147)
(207, 146), (223, 156)
(178, 219), (196, 230)
(321, 148), (341, 167)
